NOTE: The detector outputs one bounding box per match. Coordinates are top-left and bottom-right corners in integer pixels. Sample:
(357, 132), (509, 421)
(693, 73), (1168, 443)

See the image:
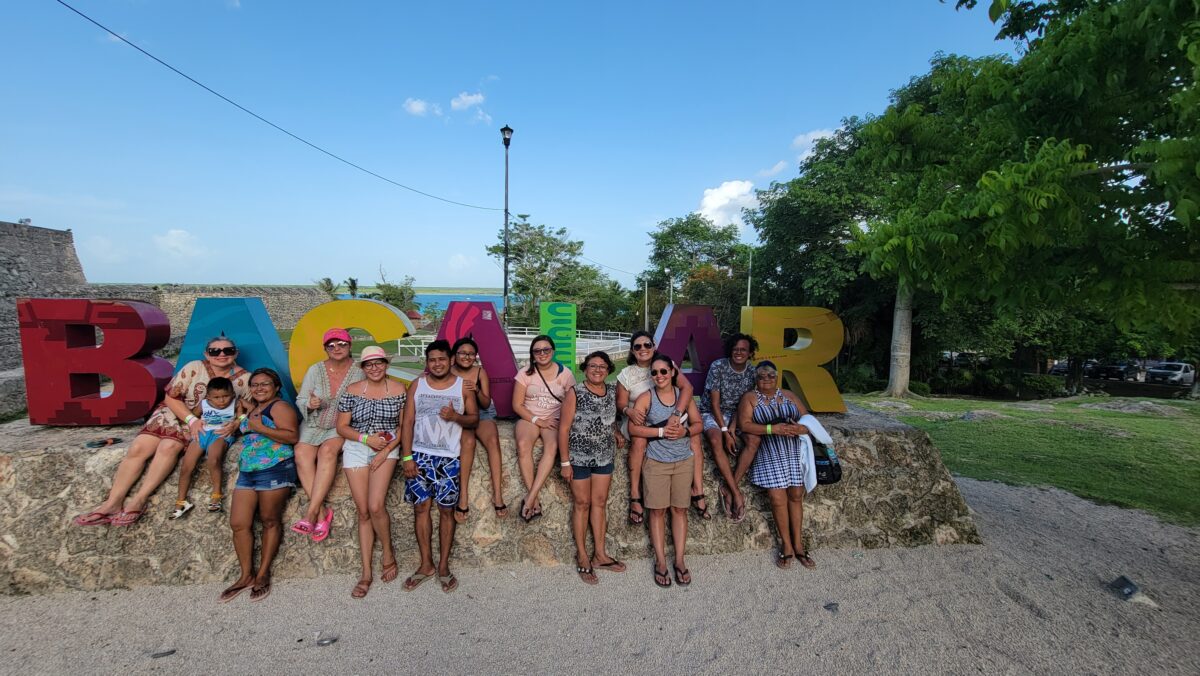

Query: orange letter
(288, 299), (416, 388)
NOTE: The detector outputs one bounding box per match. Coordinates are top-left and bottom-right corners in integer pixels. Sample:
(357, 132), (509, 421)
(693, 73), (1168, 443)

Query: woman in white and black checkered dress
(735, 360), (817, 570)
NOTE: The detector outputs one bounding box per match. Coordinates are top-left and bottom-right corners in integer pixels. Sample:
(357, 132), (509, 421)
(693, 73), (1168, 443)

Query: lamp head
(501, 125), (514, 147)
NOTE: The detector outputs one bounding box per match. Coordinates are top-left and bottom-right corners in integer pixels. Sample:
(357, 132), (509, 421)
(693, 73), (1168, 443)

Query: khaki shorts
(642, 456), (694, 510)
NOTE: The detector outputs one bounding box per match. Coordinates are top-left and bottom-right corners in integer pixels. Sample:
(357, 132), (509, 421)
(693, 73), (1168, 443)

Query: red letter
(18, 298), (173, 425)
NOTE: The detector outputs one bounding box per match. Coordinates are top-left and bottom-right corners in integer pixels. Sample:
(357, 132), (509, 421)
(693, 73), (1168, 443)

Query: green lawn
(847, 394), (1200, 525)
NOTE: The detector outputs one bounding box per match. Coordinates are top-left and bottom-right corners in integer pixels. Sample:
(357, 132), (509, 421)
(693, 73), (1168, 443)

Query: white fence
(391, 328), (633, 363)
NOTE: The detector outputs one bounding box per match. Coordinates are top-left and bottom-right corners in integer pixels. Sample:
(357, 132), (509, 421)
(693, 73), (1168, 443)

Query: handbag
(812, 439), (842, 485)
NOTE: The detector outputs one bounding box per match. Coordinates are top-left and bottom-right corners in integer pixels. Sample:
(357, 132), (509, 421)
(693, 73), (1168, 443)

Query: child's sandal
(169, 500), (194, 520)
(207, 493), (224, 512)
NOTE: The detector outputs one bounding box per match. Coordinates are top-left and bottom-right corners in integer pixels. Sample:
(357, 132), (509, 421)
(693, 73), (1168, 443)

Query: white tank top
(200, 399), (237, 431)
(410, 376), (465, 459)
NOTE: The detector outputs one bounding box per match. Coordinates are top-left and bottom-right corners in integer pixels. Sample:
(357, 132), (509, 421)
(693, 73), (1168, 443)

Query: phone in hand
(378, 430), (395, 443)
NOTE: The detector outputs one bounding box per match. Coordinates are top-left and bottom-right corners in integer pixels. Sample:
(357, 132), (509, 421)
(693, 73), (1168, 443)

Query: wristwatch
(720, 426), (729, 432)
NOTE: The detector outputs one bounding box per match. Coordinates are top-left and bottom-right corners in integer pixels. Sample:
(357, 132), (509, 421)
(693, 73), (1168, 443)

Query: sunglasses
(206, 347), (237, 357)
(651, 368), (672, 376)
(532, 347), (554, 355)
(456, 351), (477, 358)
(633, 342), (654, 350)
(325, 340), (351, 349)
(756, 372), (777, 380)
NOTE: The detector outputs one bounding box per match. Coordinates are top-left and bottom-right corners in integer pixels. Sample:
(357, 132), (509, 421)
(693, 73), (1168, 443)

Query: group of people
(71, 328), (826, 599)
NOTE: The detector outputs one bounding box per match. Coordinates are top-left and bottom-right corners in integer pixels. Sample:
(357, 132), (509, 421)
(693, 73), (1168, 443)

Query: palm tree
(314, 277), (341, 299)
(344, 277), (359, 298)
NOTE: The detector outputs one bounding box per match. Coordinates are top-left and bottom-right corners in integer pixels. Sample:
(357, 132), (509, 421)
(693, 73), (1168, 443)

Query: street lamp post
(501, 125), (513, 325)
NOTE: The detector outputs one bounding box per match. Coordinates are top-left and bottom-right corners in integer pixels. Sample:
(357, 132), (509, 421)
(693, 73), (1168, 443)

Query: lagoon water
(338, 292), (504, 311)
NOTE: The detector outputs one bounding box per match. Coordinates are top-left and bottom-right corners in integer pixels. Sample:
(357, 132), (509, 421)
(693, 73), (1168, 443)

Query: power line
(579, 253), (640, 278)
(54, 0), (501, 212)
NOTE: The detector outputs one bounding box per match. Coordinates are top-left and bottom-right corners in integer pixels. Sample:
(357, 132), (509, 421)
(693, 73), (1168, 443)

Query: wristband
(560, 461), (570, 467)
(766, 424), (773, 435)
(531, 416), (539, 425)
(359, 433), (369, 444)
(720, 426), (729, 433)
(401, 455), (414, 462)
(184, 414), (197, 424)
(658, 428), (664, 438)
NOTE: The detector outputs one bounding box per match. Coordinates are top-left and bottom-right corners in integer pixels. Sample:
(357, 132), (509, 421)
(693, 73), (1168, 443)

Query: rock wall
(0, 222), (89, 371)
(0, 406), (980, 594)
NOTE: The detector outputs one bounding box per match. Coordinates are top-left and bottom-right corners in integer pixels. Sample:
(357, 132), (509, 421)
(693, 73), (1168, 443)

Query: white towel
(798, 414), (833, 493)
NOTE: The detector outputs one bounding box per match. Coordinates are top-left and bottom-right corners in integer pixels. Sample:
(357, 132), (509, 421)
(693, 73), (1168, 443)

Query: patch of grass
(848, 395), (1200, 525)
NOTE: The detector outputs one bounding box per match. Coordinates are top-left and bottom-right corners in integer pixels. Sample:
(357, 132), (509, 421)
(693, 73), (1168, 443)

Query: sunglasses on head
(324, 340), (350, 349)
(651, 367), (672, 376)
(206, 346), (237, 357)
(633, 342), (653, 350)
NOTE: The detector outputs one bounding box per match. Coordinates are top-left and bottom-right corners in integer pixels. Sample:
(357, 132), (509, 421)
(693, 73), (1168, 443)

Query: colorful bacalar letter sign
(15, 296), (845, 426)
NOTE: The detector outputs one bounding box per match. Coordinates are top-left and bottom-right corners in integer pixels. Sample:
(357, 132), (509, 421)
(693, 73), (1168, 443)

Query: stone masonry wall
(0, 406), (981, 594)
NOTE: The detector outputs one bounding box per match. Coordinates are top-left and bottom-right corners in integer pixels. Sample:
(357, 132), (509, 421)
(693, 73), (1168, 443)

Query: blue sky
(2, 1), (1013, 288)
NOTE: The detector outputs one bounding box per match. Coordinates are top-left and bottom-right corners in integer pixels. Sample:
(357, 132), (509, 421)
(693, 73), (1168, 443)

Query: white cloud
(451, 92), (485, 111)
(697, 180), (757, 229)
(757, 160), (788, 178)
(226, 0), (241, 8)
(473, 108), (492, 125)
(152, 229), (206, 258)
(403, 98), (430, 116)
(792, 128), (835, 161)
(105, 33), (127, 43)
(448, 253), (474, 271)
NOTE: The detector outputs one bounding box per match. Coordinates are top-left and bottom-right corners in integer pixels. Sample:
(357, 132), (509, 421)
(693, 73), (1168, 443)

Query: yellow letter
(289, 299), (416, 388)
(740, 306), (845, 413)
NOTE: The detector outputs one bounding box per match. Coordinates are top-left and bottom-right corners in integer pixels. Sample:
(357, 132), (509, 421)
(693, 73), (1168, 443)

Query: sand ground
(1, 477), (1196, 675)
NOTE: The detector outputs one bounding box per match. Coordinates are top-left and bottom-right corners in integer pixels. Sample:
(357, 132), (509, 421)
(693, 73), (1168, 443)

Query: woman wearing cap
(72, 336), (251, 528)
(734, 361), (817, 570)
(291, 328), (365, 542)
(336, 345), (405, 598)
(220, 367), (299, 603)
(615, 331), (704, 526)
(628, 353), (702, 588)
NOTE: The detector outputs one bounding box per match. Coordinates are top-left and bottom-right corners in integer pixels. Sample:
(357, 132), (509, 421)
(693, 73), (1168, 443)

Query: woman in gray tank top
(628, 354), (702, 589)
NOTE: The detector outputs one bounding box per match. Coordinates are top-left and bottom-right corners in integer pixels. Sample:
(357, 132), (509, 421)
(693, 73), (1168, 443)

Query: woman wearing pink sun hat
(291, 327), (364, 542)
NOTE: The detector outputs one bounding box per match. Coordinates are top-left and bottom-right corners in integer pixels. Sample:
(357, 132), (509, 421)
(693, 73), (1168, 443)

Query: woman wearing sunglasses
(291, 328), (365, 542)
(450, 336), (508, 521)
(512, 334), (576, 522)
(628, 354), (702, 588)
(615, 331), (704, 526)
(72, 336), (251, 528)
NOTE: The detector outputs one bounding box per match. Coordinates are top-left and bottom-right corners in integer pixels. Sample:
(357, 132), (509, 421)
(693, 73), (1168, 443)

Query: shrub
(1020, 374), (1067, 400)
(836, 363), (878, 393)
(908, 381), (932, 396)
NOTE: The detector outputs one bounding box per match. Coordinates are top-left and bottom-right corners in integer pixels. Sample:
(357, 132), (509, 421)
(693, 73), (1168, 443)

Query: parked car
(1145, 362), (1196, 386)
(1096, 361), (1141, 381)
(1081, 359), (1100, 377)
(1048, 361), (1069, 376)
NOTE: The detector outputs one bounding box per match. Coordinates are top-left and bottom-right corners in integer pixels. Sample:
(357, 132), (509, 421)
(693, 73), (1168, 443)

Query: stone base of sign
(0, 405), (979, 594)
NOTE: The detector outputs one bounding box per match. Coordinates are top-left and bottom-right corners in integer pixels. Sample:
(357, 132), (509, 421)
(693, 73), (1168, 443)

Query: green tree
(645, 214), (741, 286)
(370, 268), (417, 312)
(856, 0), (1200, 396)
(314, 277), (341, 300)
(344, 277), (359, 298)
(486, 215), (634, 329)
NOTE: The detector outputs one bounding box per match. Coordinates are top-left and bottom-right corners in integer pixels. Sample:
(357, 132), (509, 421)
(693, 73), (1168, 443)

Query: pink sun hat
(358, 345), (391, 365)
(322, 327), (352, 345)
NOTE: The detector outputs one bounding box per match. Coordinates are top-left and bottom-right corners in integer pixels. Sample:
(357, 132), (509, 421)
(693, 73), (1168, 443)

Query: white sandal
(170, 500), (194, 520)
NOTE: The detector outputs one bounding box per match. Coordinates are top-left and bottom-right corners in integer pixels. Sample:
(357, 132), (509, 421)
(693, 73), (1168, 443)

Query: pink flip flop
(311, 508), (334, 543)
(72, 511), (114, 526)
(290, 519), (314, 535)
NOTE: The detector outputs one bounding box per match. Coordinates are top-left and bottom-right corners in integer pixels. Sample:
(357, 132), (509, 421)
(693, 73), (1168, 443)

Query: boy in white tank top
(172, 376), (240, 519)
(400, 340), (478, 593)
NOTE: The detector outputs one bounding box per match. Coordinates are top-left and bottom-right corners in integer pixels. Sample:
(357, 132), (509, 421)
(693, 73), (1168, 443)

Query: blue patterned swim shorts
(404, 452), (461, 507)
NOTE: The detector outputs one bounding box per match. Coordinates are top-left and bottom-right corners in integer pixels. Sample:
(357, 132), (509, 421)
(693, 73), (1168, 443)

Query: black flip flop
(673, 565), (691, 587)
(653, 566), (672, 588)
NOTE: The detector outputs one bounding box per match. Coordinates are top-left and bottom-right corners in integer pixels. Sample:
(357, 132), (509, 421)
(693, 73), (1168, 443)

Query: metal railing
(386, 329), (634, 362)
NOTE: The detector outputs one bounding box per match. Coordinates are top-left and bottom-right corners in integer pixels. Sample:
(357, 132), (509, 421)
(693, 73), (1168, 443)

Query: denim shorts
(235, 457), (298, 491)
(197, 429), (234, 454)
(571, 462), (614, 480)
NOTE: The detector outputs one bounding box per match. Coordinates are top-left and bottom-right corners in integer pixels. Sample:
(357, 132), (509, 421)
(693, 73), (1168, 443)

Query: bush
(835, 363), (876, 393)
(933, 368), (975, 395)
(909, 381), (932, 396)
(1020, 374), (1067, 400)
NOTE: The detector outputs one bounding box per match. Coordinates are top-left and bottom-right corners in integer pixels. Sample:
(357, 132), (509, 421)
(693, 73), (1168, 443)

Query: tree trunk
(883, 285), (913, 397)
